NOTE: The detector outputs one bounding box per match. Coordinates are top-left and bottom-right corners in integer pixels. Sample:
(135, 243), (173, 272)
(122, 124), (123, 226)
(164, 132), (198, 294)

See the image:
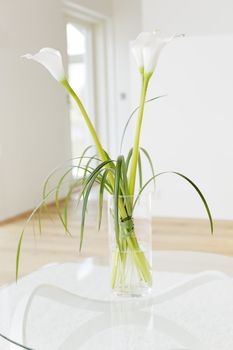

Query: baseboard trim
(0, 200), (62, 226)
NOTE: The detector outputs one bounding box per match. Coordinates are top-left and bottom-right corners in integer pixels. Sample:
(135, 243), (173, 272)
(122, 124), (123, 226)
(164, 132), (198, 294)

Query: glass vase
(108, 193), (152, 297)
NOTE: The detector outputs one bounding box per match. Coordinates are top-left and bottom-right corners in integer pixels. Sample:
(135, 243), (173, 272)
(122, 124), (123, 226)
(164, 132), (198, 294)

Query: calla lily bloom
(132, 31), (184, 75)
(131, 32), (154, 74)
(22, 48), (66, 82)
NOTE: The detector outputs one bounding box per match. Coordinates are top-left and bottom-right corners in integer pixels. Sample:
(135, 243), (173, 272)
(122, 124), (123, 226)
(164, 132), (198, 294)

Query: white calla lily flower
(132, 31), (184, 75)
(22, 48), (65, 82)
(131, 32), (155, 73)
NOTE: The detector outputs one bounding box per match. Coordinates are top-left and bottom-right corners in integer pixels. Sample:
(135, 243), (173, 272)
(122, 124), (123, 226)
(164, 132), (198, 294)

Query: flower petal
(143, 37), (167, 73)
(132, 31), (184, 75)
(131, 32), (155, 70)
(22, 48), (65, 81)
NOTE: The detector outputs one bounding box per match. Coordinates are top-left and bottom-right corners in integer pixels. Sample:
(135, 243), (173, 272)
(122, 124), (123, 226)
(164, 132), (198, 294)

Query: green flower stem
(62, 79), (127, 216)
(127, 235), (152, 282)
(111, 216), (152, 290)
(129, 73), (151, 197)
(112, 239), (152, 289)
(62, 79), (152, 289)
(62, 79), (107, 162)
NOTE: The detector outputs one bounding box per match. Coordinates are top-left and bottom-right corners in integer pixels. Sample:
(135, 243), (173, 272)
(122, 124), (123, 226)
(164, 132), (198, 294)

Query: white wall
(128, 0), (233, 219)
(142, 0), (233, 36)
(0, 0), (72, 220)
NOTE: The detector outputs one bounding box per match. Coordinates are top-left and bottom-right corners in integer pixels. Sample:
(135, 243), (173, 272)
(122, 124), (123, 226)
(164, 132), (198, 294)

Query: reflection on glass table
(0, 251), (233, 350)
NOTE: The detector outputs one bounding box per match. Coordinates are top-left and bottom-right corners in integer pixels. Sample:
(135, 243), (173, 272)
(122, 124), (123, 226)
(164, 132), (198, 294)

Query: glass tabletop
(0, 251), (233, 350)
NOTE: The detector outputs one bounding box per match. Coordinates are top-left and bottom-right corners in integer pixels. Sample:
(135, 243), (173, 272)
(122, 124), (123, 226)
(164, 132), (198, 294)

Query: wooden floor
(0, 200), (233, 285)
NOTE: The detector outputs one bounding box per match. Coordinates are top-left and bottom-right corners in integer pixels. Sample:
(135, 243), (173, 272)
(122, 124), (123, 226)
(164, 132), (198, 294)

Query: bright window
(66, 22), (95, 176)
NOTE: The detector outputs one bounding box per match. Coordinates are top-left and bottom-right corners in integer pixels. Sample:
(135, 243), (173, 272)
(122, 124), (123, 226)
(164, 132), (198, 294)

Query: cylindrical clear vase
(108, 193), (152, 297)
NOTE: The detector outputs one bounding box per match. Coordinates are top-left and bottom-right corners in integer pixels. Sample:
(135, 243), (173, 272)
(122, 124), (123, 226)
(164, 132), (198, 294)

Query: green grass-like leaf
(140, 147), (156, 189)
(82, 154), (98, 184)
(63, 179), (82, 230)
(80, 173), (100, 251)
(42, 155), (100, 217)
(55, 167), (77, 236)
(76, 160), (114, 210)
(114, 156), (123, 248)
(16, 185), (61, 280)
(138, 151), (143, 190)
(125, 148), (133, 174)
(79, 160), (114, 250)
(55, 164), (98, 234)
(98, 169), (110, 230)
(77, 145), (94, 170)
(134, 171), (213, 234)
(120, 156), (132, 216)
(120, 95), (166, 152)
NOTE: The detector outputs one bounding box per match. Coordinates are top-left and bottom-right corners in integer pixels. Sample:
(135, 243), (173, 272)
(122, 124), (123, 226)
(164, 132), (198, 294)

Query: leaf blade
(134, 171), (213, 234)
(98, 169), (109, 230)
(114, 156), (123, 248)
(120, 95), (166, 152)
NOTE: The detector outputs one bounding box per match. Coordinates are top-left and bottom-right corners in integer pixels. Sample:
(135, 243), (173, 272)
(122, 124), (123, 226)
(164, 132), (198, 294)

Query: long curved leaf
(138, 151), (143, 190)
(140, 147), (156, 189)
(55, 168), (74, 235)
(79, 161), (113, 250)
(63, 178), (83, 230)
(120, 157), (132, 216)
(76, 160), (114, 209)
(125, 148), (133, 173)
(103, 149), (116, 170)
(114, 156), (123, 247)
(83, 154), (98, 184)
(98, 169), (110, 230)
(120, 95), (166, 152)
(42, 155), (101, 216)
(134, 171), (213, 234)
(77, 145), (94, 170)
(16, 184), (66, 280)
(55, 165), (96, 234)
(80, 172), (101, 251)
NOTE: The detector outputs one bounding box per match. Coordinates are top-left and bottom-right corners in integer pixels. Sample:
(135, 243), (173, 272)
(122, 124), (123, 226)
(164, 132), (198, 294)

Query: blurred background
(1, 0), (233, 220)
(0, 0), (233, 282)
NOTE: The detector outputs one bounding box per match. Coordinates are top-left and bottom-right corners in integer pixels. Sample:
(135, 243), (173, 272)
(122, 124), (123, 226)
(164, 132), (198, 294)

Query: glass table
(0, 251), (233, 350)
